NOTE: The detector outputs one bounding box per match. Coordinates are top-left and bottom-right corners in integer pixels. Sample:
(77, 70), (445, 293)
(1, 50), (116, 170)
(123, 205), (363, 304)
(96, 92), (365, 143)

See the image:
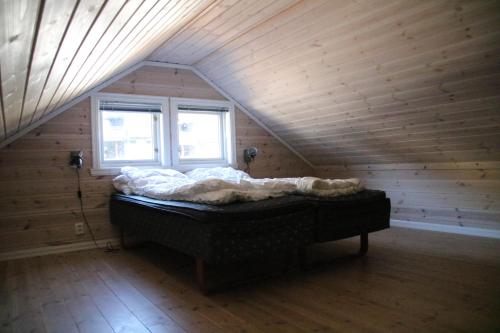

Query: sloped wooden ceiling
(151, 0), (500, 165)
(2, 0), (500, 166)
(0, 0), (218, 142)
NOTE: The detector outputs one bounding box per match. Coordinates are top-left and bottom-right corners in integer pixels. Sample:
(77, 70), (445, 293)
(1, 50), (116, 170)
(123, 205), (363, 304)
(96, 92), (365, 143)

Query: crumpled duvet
(113, 166), (363, 204)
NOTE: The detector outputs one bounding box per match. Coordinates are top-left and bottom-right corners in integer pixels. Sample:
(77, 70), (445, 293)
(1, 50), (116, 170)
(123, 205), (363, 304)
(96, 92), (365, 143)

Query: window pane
(101, 111), (157, 161)
(178, 112), (222, 160)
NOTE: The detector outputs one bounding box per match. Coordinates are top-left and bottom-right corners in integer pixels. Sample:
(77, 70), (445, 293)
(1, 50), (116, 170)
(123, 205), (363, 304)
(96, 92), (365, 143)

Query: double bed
(110, 188), (390, 292)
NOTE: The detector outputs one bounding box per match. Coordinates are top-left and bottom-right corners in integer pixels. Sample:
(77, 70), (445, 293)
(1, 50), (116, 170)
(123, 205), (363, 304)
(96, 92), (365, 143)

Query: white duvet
(113, 167), (363, 204)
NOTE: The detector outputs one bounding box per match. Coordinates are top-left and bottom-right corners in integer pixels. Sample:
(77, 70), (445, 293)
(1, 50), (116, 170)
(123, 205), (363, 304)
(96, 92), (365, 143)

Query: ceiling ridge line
(145, 0), (221, 62)
(192, 0), (309, 67)
(188, 0), (303, 66)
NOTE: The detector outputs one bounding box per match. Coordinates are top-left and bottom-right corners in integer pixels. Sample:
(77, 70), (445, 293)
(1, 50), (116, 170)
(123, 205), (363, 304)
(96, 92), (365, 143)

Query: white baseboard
(391, 219), (500, 239)
(0, 238), (120, 262)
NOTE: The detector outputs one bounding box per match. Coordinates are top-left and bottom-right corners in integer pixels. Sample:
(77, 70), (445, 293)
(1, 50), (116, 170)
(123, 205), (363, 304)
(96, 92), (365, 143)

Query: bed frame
(110, 190), (390, 293)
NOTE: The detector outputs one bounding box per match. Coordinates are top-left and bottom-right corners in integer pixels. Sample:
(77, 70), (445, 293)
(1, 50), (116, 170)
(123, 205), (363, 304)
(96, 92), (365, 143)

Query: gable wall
(0, 65), (313, 256)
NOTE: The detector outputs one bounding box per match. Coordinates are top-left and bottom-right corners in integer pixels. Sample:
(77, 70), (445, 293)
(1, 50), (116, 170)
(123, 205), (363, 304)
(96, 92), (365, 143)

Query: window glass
(177, 112), (222, 160)
(101, 111), (157, 161)
(92, 94), (235, 172)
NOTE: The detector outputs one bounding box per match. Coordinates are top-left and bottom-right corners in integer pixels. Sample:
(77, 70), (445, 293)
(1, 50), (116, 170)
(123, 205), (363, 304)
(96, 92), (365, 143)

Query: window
(91, 93), (235, 174)
(171, 98), (234, 169)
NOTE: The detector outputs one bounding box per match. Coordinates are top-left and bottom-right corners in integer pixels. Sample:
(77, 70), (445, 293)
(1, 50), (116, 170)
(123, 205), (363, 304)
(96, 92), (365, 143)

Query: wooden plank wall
(0, 66), (313, 255)
(316, 162), (500, 231)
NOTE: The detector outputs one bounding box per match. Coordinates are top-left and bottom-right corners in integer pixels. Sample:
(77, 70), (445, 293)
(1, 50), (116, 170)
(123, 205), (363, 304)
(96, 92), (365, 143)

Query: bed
(110, 189), (390, 292)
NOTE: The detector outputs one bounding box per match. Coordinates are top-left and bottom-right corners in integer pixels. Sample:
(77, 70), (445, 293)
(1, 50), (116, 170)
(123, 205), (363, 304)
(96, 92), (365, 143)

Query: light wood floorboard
(1, 227), (499, 333)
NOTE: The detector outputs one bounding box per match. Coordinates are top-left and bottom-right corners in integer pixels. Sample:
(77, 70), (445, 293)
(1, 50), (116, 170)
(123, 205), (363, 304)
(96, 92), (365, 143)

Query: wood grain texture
(316, 162), (500, 231)
(2, 227), (500, 332)
(1, 0), (499, 250)
(0, 0), (216, 144)
(186, 0), (500, 165)
(0, 66), (313, 254)
(18, 0), (78, 130)
(2, 0), (499, 164)
(149, 0), (299, 65)
(0, 0), (41, 137)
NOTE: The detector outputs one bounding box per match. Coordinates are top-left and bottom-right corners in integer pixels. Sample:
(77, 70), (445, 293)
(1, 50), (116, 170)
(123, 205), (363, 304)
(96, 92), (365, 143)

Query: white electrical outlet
(74, 222), (85, 235)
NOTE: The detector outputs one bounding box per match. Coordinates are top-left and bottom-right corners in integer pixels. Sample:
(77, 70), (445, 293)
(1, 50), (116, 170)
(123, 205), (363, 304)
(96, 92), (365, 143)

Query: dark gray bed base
(110, 190), (391, 292)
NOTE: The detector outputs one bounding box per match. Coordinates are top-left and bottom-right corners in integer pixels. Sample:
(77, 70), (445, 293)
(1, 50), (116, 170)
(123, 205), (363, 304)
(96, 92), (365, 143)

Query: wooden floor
(1, 227), (500, 333)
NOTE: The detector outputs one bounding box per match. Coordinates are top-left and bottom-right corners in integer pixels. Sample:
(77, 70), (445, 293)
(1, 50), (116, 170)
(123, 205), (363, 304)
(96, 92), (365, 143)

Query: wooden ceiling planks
(185, 0), (500, 165)
(206, 13), (495, 112)
(147, 0), (239, 63)
(0, 0), (41, 137)
(0, 68), (4, 139)
(268, 73), (500, 133)
(70, 0), (208, 105)
(18, 0), (78, 131)
(149, 0), (299, 65)
(29, 0), (107, 124)
(57, 0), (145, 110)
(43, 0), (129, 120)
(1, 0), (499, 166)
(56, 0), (167, 112)
(0, 0), (215, 144)
(199, 0), (403, 84)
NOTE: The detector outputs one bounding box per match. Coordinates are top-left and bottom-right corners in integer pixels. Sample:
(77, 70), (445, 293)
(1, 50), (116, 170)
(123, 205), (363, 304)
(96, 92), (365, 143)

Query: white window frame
(170, 97), (236, 171)
(91, 93), (170, 173)
(91, 93), (236, 175)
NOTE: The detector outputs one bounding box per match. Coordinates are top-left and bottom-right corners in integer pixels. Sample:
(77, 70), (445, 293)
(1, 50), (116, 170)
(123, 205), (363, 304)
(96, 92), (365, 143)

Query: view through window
(177, 112), (223, 160)
(101, 111), (157, 161)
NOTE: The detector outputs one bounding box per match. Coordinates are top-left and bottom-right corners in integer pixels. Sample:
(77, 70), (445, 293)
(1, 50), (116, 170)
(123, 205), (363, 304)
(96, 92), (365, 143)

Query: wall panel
(0, 66), (313, 255)
(316, 162), (500, 231)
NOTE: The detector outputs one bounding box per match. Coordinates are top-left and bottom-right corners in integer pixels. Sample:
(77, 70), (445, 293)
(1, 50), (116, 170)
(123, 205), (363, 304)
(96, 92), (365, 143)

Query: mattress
(111, 189), (387, 221)
(109, 190), (390, 263)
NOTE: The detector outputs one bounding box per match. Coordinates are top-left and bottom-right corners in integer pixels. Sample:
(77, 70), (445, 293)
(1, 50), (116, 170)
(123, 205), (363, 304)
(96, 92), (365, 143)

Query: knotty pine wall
(316, 162), (500, 232)
(0, 66), (313, 255)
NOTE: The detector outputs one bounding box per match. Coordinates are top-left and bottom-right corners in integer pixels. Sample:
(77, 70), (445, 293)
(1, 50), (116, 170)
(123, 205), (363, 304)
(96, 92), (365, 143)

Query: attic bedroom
(0, 0), (499, 332)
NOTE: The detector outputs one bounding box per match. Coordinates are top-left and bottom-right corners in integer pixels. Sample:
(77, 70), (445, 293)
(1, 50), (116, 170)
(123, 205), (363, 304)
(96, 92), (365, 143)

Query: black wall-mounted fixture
(70, 151), (84, 169)
(243, 147), (258, 164)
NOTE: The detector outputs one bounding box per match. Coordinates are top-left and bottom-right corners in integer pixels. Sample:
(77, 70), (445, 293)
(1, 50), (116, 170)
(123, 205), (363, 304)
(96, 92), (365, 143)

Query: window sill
(90, 168), (121, 176)
(173, 162), (238, 172)
(90, 163), (239, 177)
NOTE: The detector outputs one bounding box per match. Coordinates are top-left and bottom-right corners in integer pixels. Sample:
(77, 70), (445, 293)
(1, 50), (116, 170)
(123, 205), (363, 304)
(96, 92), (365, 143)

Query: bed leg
(360, 232), (368, 255)
(196, 258), (208, 294)
(120, 228), (132, 249)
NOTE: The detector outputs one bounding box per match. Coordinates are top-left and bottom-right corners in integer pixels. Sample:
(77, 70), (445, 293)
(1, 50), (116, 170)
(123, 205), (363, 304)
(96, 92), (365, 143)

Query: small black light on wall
(70, 151), (84, 169)
(243, 147), (258, 173)
(243, 147), (258, 164)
